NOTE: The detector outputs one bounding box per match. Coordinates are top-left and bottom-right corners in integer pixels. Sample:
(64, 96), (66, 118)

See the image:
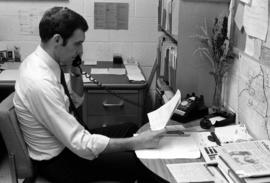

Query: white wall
(0, 0), (160, 82)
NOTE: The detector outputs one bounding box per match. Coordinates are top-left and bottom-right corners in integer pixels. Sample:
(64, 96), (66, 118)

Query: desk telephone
(172, 93), (208, 123)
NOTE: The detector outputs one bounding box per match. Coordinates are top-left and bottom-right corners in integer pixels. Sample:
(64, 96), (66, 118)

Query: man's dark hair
(39, 7), (88, 45)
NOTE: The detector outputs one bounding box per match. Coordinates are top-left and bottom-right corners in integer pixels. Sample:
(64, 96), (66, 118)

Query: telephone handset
(72, 55), (82, 67)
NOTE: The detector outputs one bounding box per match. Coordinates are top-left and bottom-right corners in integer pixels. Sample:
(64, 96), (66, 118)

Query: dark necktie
(60, 69), (88, 130)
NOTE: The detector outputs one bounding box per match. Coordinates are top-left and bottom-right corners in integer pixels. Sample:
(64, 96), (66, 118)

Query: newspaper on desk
(217, 140), (270, 178)
(193, 124), (254, 164)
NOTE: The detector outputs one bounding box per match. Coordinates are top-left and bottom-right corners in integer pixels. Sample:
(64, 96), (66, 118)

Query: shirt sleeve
(24, 78), (109, 160)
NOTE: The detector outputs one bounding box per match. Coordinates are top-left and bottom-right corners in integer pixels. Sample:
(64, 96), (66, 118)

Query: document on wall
(167, 162), (215, 183)
(234, 2), (244, 31)
(135, 134), (200, 159)
(243, 0), (268, 40)
(148, 89), (181, 131)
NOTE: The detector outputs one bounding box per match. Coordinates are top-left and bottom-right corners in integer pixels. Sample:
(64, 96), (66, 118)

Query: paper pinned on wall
(147, 90), (181, 131)
(243, 0), (268, 41)
(94, 2), (129, 30)
(234, 2), (245, 31)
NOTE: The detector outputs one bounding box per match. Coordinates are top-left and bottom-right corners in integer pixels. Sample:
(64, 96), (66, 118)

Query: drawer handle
(102, 100), (124, 108)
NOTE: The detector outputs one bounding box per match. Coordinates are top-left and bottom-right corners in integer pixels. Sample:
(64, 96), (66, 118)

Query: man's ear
(52, 34), (63, 45)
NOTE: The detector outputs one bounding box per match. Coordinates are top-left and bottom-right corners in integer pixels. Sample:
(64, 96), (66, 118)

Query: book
(217, 140), (270, 178)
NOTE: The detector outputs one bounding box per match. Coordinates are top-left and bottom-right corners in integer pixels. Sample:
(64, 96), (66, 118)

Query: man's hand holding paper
(148, 89), (181, 131)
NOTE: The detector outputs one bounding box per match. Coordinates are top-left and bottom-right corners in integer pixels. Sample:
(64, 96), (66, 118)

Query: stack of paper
(135, 135), (200, 159)
(167, 162), (215, 183)
(0, 70), (19, 81)
(125, 64), (145, 82)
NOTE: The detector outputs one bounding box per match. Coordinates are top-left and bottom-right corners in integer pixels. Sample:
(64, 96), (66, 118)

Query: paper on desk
(167, 162), (215, 183)
(91, 68), (109, 74)
(148, 90), (181, 131)
(192, 124), (254, 147)
(135, 134), (200, 159)
(83, 59), (97, 65)
(108, 68), (126, 75)
(0, 70), (19, 81)
(125, 64), (145, 82)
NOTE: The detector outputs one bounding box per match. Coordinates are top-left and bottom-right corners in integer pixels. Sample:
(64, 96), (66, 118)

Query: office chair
(0, 93), (120, 183)
(0, 92), (51, 183)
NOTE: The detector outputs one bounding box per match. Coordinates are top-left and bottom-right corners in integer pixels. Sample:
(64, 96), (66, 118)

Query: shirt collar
(34, 45), (61, 82)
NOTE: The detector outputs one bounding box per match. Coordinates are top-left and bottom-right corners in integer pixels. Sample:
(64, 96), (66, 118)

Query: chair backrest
(0, 92), (34, 180)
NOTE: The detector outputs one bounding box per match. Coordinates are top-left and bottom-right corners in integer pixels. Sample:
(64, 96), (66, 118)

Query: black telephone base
(172, 105), (208, 123)
(200, 111), (236, 129)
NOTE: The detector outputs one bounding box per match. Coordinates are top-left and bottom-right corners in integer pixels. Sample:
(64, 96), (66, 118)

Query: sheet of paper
(125, 64), (145, 81)
(192, 124), (254, 147)
(245, 35), (262, 59)
(243, 0), (268, 40)
(167, 162), (215, 183)
(135, 135), (200, 159)
(0, 70), (19, 81)
(148, 90), (181, 131)
(234, 2), (244, 31)
(108, 68), (126, 75)
(240, 0), (250, 4)
(263, 2), (270, 49)
(91, 68), (109, 74)
(126, 72), (145, 81)
(83, 59), (97, 66)
(94, 2), (128, 30)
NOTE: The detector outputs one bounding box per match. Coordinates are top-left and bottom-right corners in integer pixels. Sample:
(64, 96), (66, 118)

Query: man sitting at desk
(13, 6), (166, 183)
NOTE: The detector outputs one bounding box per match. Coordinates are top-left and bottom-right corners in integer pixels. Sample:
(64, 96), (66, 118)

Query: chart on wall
(238, 53), (270, 139)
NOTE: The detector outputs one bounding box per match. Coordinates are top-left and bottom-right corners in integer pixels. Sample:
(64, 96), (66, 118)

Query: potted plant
(192, 14), (235, 112)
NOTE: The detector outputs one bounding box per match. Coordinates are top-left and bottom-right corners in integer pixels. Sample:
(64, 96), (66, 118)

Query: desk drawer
(86, 115), (138, 129)
(86, 90), (139, 116)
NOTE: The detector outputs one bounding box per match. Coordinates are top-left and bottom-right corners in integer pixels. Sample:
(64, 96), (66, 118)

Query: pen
(210, 131), (221, 146)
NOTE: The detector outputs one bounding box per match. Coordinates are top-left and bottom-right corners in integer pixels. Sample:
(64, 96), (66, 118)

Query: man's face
(58, 29), (85, 67)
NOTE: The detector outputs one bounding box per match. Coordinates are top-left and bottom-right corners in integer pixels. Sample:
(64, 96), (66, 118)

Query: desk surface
(83, 61), (147, 89)
(0, 61), (147, 89)
(137, 120), (204, 183)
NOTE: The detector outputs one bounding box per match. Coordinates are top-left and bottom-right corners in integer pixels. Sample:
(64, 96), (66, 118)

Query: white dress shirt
(14, 45), (109, 161)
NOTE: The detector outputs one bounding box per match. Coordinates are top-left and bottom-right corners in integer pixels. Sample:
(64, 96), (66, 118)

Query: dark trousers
(32, 123), (166, 183)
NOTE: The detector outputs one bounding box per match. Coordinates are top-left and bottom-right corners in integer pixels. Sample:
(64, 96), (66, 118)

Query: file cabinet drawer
(83, 89), (144, 129)
(86, 90), (139, 116)
(86, 115), (138, 129)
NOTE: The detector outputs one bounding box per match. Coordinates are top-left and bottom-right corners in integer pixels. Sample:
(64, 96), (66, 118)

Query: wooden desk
(137, 120), (204, 183)
(82, 61), (147, 129)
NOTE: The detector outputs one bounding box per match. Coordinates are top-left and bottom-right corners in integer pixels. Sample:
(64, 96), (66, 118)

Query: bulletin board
(232, 0), (270, 64)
